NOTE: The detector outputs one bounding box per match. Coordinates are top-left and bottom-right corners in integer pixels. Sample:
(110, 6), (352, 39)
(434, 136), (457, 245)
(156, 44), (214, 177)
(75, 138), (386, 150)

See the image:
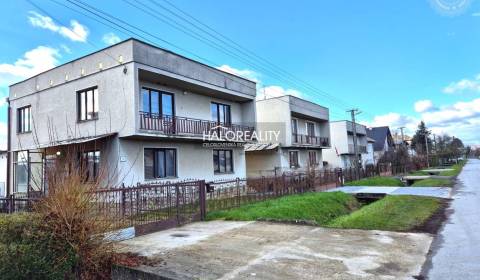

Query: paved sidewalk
(329, 186), (452, 199)
(116, 221), (433, 280)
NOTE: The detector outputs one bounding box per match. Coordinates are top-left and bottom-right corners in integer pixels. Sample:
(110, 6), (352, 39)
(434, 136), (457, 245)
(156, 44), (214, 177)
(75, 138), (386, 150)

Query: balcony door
(211, 102), (231, 125)
(306, 122), (315, 144)
(142, 88), (174, 132)
(291, 119), (298, 143)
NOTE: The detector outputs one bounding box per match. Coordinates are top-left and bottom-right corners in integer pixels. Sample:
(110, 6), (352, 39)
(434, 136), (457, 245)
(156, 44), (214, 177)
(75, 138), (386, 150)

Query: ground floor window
(80, 150), (101, 182)
(213, 150), (233, 173)
(289, 151), (299, 168)
(14, 151), (29, 193)
(308, 151), (317, 166)
(144, 148), (177, 179)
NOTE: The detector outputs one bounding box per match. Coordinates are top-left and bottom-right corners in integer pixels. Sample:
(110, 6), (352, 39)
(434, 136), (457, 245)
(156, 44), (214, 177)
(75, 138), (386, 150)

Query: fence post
(175, 184), (180, 224)
(199, 180), (206, 221)
(235, 178), (240, 207)
(9, 195), (13, 214)
(121, 183), (126, 218)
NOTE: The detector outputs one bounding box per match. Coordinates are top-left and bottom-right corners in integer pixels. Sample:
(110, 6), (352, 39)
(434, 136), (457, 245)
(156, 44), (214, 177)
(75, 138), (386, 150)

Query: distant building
(245, 95), (330, 177)
(323, 121), (368, 168)
(365, 137), (376, 165)
(366, 126), (395, 163)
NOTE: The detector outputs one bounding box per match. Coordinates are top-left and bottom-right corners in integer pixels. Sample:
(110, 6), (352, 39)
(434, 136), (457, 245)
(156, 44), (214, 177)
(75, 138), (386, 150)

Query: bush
(0, 213), (76, 280)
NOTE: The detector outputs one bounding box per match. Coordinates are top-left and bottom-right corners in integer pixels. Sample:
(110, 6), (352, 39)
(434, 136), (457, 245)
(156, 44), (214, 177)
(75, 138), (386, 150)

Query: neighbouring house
(7, 38), (257, 196)
(393, 133), (416, 156)
(0, 151), (6, 197)
(366, 126), (395, 163)
(323, 120), (368, 168)
(245, 95), (330, 177)
(365, 137), (376, 166)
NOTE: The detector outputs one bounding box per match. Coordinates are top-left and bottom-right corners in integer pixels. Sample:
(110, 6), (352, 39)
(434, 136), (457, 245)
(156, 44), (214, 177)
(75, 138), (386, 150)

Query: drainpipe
(6, 98), (11, 197)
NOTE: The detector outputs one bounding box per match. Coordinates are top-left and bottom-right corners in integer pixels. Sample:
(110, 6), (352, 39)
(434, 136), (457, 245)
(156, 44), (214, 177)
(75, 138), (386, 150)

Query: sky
(1, 0), (480, 149)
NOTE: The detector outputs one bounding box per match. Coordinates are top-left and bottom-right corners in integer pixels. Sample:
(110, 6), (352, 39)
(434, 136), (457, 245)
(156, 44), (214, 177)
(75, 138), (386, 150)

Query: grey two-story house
(6, 38), (256, 196)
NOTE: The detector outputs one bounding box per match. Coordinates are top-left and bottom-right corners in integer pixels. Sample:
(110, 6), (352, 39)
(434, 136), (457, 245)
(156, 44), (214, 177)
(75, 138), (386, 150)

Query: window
(211, 102), (231, 125)
(307, 122), (315, 137)
(144, 148), (176, 179)
(14, 151), (29, 193)
(291, 119), (298, 142)
(77, 87), (98, 121)
(80, 150), (101, 182)
(17, 106), (31, 133)
(308, 151), (317, 166)
(213, 150), (233, 173)
(142, 88), (174, 116)
(289, 151), (299, 168)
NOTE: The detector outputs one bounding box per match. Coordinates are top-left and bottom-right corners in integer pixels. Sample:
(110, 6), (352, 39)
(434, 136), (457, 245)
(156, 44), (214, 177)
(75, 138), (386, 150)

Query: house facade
(366, 126), (395, 163)
(245, 95), (330, 177)
(323, 121), (368, 168)
(6, 39), (256, 196)
(0, 151), (6, 197)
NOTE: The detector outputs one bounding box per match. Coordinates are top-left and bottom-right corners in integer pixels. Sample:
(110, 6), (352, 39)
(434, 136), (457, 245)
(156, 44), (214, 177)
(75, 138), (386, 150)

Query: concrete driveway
(116, 221), (433, 280)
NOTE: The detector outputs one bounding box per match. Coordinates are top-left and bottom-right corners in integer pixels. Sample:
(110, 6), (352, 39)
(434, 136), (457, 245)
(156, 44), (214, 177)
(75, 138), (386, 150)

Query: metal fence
(0, 163), (419, 235)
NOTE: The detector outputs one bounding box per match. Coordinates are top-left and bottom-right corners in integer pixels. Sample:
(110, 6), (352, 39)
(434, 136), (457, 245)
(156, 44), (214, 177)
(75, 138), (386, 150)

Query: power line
(62, 0), (353, 116)
(153, 0), (377, 119)
(119, 0), (363, 114)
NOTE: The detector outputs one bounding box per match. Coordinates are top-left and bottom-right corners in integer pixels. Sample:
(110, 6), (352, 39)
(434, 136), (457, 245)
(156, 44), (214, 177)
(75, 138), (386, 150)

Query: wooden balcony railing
(139, 112), (255, 141)
(292, 133), (329, 147)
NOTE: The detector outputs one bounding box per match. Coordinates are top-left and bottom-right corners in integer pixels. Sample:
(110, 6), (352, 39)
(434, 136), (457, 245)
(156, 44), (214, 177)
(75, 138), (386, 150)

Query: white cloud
(102, 32), (121, 45)
(364, 112), (418, 133)
(443, 74), (480, 94)
(28, 11), (89, 42)
(414, 99), (434, 113)
(258, 85), (304, 100)
(0, 46), (60, 87)
(216, 64), (260, 83)
(60, 44), (71, 54)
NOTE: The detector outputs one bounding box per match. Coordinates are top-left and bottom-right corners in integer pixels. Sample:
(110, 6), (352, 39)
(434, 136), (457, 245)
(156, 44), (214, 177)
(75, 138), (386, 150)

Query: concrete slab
(330, 186), (452, 199)
(117, 221), (433, 280)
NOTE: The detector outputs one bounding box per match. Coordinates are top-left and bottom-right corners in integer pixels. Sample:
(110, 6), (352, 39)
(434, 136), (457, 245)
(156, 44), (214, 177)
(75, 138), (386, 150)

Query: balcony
(139, 112), (255, 141)
(348, 144), (367, 154)
(292, 133), (329, 147)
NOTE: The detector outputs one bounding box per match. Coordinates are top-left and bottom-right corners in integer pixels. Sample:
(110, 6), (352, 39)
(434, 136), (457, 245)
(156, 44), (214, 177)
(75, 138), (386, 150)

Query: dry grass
(33, 149), (117, 279)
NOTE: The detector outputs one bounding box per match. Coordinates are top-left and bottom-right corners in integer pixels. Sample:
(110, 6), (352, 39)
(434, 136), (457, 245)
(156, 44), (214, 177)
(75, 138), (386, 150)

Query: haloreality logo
(429, 0), (472, 16)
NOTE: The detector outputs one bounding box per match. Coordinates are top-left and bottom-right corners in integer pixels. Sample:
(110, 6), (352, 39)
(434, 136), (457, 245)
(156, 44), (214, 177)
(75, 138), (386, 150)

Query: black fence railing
(0, 162), (422, 235)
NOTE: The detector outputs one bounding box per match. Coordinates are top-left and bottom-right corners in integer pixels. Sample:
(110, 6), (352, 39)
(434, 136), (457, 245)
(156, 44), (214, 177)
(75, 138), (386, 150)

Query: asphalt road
(424, 159), (480, 279)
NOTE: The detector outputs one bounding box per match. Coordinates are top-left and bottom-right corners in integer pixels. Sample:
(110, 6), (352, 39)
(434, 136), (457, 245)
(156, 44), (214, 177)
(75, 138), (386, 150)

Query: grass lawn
(439, 161), (465, 176)
(411, 178), (452, 187)
(328, 195), (442, 231)
(206, 192), (359, 225)
(345, 176), (403, 187)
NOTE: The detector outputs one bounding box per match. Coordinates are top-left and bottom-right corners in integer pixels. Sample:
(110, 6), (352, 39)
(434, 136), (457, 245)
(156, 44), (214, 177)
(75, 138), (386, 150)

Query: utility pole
(347, 109), (361, 175)
(425, 134), (430, 168)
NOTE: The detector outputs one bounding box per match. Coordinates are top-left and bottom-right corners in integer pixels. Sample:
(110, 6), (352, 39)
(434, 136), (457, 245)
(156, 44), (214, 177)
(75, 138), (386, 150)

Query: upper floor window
(17, 106), (31, 133)
(142, 88), (174, 116)
(211, 102), (231, 125)
(77, 87), (98, 121)
(307, 122), (315, 137)
(144, 148), (176, 179)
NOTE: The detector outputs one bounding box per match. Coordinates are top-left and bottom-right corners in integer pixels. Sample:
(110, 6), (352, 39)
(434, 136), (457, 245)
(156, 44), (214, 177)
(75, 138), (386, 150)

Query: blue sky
(1, 0), (480, 148)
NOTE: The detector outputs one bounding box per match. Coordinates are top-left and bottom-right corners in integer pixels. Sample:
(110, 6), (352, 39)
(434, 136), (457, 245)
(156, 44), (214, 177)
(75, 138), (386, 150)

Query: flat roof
(10, 37), (257, 88)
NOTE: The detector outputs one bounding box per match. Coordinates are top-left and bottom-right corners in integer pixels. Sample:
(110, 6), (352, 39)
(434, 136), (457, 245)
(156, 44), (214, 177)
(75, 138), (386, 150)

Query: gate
(94, 180), (206, 236)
